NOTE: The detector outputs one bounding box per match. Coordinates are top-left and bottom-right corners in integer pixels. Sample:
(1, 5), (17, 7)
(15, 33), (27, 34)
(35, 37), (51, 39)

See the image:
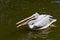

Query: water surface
(0, 0), (60, 40)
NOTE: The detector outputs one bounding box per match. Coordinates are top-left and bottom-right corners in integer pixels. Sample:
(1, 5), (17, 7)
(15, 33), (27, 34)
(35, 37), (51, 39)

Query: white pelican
(16, 12), (57, 30)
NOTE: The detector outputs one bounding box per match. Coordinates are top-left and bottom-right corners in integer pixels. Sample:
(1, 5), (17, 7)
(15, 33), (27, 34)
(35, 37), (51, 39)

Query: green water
(0, 0), (60, 40)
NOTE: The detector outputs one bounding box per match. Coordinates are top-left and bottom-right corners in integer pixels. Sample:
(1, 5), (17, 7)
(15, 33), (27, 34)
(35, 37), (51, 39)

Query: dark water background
(0, 0), (60, 40)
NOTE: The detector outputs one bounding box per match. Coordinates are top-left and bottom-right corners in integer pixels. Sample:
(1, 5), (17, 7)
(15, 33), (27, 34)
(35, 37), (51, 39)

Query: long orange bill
(16, 16), (35, 28)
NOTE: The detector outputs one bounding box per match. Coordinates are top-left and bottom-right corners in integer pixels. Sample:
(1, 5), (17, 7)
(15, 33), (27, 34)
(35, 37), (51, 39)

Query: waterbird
(16, 12), (57, 30)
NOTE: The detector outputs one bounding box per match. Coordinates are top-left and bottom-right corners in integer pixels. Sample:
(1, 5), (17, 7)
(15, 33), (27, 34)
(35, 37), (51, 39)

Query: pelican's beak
(16, 16), (35, 28)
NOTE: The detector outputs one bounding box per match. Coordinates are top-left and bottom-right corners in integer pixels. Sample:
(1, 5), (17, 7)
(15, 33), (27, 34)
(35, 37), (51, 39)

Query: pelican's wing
(39, 19), (57, 29)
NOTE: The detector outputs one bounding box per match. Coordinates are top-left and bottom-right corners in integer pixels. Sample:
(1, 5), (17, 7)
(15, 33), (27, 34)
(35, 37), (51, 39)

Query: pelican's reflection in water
(16, 28), (54, 40)
(25, 28), (52, 40)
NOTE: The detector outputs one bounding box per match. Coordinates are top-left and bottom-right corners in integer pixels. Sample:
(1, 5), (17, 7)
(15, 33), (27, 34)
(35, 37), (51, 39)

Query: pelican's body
(16, 12), (57, 30)
(28, 13), (57, 30)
